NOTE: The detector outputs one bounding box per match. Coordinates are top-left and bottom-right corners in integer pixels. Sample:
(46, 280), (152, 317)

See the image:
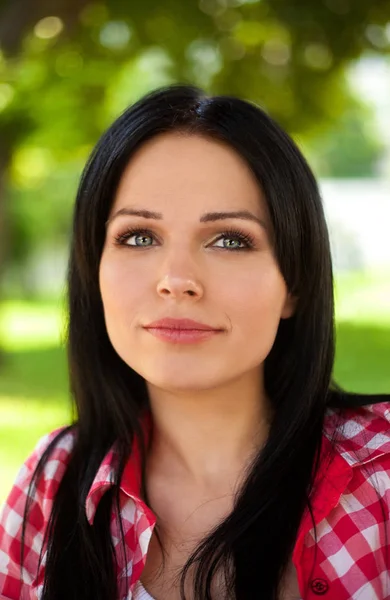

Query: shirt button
(310, 578), (329, 595)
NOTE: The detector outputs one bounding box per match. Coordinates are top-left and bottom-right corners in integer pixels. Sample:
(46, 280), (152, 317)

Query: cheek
(99, 255), (146, 324)
(222, 262), (288, 337)
(223, 259), (287, 309)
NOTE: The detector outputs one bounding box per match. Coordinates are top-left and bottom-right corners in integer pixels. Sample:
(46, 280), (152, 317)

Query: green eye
(212, 230), (254, 250)
(115, 227), (255, 250)
(129, 233), (154, 246)
(222, 238), (243, 249)
(114, 228), (156, 247)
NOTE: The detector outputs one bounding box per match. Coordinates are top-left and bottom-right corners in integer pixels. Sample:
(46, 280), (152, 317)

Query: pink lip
(143, 318), (223, 344)
(145, 318), (219, 330)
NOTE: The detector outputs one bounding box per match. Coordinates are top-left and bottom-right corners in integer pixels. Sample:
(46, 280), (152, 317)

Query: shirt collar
(323, 401), (390, 468)
(85, 411), (152, 525)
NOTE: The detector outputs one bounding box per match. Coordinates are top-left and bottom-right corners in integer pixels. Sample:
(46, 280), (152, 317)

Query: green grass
(334, 270), (390, 325)
(0, 270), (389, 502)
(0, 302), (70, 502)
(333, 270), (390, 392)
(334, 321), (390, 392)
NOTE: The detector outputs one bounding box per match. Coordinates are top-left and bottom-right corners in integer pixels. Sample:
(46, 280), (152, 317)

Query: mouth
(143, 318), (224, 344)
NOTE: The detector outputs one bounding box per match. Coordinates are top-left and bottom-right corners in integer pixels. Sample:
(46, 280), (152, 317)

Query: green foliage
(301, 98), (385, 177)
(2, 0), (390, 145)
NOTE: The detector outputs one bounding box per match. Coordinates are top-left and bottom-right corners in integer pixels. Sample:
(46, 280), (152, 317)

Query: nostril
(156, 278), (203, 298)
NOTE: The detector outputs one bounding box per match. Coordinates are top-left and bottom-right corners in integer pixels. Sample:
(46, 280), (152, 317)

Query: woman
(0, 84), (389, 600)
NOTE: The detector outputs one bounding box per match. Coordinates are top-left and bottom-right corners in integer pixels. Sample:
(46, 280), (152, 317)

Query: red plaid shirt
(1, 402), (389, 600)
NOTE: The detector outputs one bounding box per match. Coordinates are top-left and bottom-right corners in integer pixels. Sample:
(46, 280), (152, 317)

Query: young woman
(0, 85), (389, 600)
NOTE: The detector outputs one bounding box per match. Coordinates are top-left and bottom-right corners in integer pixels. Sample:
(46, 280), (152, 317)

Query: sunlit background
(0, 0), (389, 502)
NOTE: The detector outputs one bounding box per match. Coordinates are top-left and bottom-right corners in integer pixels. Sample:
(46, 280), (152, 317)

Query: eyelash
(113, 227), (256, 251)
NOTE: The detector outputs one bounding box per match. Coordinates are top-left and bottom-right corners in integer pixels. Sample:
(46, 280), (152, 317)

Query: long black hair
(21, 84), (387, 600)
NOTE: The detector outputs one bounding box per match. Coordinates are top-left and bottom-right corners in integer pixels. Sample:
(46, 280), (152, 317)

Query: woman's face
(99, 132), (295, 392)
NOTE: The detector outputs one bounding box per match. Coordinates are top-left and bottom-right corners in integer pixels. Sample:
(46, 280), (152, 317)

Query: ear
(280, 293), (298, 319)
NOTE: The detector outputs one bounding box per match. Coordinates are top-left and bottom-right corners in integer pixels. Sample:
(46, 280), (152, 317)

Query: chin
(147, 375), (218, 394)
(140, 365), (224, 394)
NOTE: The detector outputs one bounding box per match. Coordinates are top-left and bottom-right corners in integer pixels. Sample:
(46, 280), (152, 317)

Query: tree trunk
(0, 147), (11, 366)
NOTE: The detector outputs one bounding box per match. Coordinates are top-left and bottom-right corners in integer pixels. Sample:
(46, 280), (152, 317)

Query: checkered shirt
(0, 402), (389, 599)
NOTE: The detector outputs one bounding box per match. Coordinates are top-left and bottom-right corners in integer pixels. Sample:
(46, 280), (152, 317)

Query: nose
(157, 274), (203, 299)
(156, 259), (204, 301)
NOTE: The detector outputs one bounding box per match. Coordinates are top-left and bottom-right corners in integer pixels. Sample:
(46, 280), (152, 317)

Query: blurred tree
(299, 97), (385, 178)
(0, 0), (390, 293)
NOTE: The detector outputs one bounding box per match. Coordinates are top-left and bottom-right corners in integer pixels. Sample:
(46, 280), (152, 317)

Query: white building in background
(320, 178), (390, 272)
(349, 55), (390, 178)
(319, 56), (390, 273)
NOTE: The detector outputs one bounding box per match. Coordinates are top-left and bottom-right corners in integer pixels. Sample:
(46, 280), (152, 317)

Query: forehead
(111, 132), (268, 220)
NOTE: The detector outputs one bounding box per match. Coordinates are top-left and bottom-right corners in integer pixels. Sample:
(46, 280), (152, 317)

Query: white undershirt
(132, 580), (155, 600)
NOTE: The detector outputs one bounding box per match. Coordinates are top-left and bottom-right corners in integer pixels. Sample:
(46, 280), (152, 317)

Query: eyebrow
(106, 208), (267, 230)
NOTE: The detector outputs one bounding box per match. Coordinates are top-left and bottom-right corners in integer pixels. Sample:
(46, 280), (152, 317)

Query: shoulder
(5, 426), (77, 519)
(0, 426), (76, 597)
(308, 403), (390, 597)
(298, 403), (390, 598)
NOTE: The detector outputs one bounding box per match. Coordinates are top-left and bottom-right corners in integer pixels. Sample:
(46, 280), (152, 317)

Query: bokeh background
(0, 0), (389, 502)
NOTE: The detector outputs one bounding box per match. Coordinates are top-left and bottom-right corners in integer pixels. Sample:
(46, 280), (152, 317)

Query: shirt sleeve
(0, 428), (71, 599)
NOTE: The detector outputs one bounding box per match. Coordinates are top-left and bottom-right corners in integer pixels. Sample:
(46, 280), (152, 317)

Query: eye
(113, 227), (256, 250)
(211, 229), (255, 251)
(114, 228), (156, 247)
(213, 237), (245, 249)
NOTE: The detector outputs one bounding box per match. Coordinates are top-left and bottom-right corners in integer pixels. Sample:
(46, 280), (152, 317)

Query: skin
(99, 132), (298, 598)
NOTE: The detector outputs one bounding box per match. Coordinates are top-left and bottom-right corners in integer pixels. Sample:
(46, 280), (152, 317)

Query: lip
(143, 318), (223, 344)
(145, 318), (220, 331)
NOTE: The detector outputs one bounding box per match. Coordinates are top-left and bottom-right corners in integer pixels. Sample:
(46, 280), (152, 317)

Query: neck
(146, 370), (272, 491)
